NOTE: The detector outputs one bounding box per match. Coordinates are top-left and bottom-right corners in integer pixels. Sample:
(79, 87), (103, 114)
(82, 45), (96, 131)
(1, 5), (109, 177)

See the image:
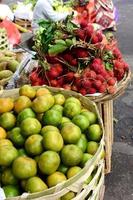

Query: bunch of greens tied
(34, 16), (78, 56)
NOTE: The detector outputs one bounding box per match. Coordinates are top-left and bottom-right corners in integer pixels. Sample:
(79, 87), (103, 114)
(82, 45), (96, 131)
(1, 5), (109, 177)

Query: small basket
(0, 28), (9, 50)
(0, 86), (105, 200)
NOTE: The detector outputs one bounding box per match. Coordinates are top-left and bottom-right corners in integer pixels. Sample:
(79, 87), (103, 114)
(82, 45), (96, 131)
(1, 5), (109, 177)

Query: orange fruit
(47, 171), (67, 188)
(0, 145), (18, 166)
(25, 177), (48, 193)
(61, 145), (83, 166)
(58, 164), (68, 174)
(80, 153), (93, 167)
(41, 125), (59, 136)
(25, 134), (43, 156)
(86, 141), (99, 155)
(14, 96), (32, 113)
(81, 111), (97, 125)
(76, 134), (88, 153)
(1, 168), (18, 185)
(0, 98), (14, 113)
(8, 127), (25, 147)
(20, 117), (42, 137)
(0, 127), (7, 139)
(12, 156), (37, 179)
(67, 166), (81, 179)
(52, 105), (63, 113)
(72, 114), (89, 131)
(17, 108), (36, 123)
(87, 124), (102, 142)
(61, 123), (81, 144)
(36, 88), (51, 97)
(42, 109), (62, 126)
(32, 94), (55, 113)
(0, 139), (13, 147)
(38, 151), (60, 175)
(2, 185), (20, 198)
(0, 112), (16, 131)
(63, 102), (81, 118)
(54, 94), (65, 105)
(19, 85), (36, 99)
(43, 130), (64, 152)
(65, 97), (81, 106)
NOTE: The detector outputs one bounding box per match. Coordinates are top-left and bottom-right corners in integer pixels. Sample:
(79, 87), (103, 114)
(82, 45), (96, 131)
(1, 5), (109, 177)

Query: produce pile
(0, 50), (20, 85)
(0, 85), (103, 198)
(31, 18), (129, 95)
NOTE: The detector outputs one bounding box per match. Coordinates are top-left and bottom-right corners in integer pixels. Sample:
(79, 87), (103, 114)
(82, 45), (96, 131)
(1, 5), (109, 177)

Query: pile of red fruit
(29, 44), (129, 96)
(75, 24), (103, 44)
(30, 20), (129, 96)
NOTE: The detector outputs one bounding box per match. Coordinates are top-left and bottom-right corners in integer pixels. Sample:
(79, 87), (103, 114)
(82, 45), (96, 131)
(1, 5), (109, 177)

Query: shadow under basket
(0, 86), (105, 200)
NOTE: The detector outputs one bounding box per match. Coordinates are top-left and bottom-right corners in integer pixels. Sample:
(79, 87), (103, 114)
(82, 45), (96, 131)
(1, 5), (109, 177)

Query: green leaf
(105, 62), (113, 71)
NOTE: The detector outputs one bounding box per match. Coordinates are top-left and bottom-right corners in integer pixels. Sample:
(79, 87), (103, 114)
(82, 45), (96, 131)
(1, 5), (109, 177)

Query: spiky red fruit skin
(50, 79), (58, 87)
(108, 70), (114, 77)
(80, 20), (88, 28)
(85, 25), (94, 38)
(70, 59), (78, 66)
(90, 63), (104, 74)
(54, 64), (63, 74)
(107, 86), (116, 94)
(96, 74), (105, 82)
(57, 77), (64, 86)
(46, 55), (58, 64)
(96, 32), (103, 42)
(74, 78), (82, 88)
(47, 68), (60, 79)
(114, 60), (123, 69)
(88, 88), (97, 94)
(75, 29), (85, 40)
(93, 80), (102, 89)
(65, 72), (74, 82)
(107, 78), (116, 86)
(91, 35), (99, 44)
(83, 69), (97, 79)
(63, 54), (74, 62)
(75, 49), (88, 58)
(99, 85), (107, 93)
(79, 88), (87, 96)
(93, 58), (102, 65)
(82, 79), (91, 89)
(63, 84), (71, 90)
(113, 48), (122, 59)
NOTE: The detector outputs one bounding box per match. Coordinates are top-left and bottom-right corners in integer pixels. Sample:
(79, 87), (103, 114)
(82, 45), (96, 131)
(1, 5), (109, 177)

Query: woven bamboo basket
(86, 70), (131, 173)
(14, 18), (31, 30)
(0, 28), (9, 50)
(0, 86), (105, 200)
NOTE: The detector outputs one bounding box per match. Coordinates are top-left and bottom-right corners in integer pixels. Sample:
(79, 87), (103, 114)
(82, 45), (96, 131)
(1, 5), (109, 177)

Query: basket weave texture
(0, 28), (9, 50)
(0, 86), (105, 200)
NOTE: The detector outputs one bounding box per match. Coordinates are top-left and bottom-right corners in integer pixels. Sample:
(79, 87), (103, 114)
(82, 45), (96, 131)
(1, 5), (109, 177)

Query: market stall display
(0, 85), (105, 199)
(31, 18), (129, 96)
(11, 16), (131, 173)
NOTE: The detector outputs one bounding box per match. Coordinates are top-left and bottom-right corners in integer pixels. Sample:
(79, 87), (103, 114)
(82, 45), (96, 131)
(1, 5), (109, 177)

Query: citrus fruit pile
(0, 85), (103, 198)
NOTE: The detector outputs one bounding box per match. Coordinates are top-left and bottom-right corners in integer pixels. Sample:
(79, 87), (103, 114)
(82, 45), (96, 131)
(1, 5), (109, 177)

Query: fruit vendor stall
(10, 14), (130, 173)
(0, 0), (131, 200)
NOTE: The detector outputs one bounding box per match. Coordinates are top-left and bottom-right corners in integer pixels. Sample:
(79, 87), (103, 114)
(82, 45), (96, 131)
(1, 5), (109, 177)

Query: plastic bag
(0, 19), (21, 46)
